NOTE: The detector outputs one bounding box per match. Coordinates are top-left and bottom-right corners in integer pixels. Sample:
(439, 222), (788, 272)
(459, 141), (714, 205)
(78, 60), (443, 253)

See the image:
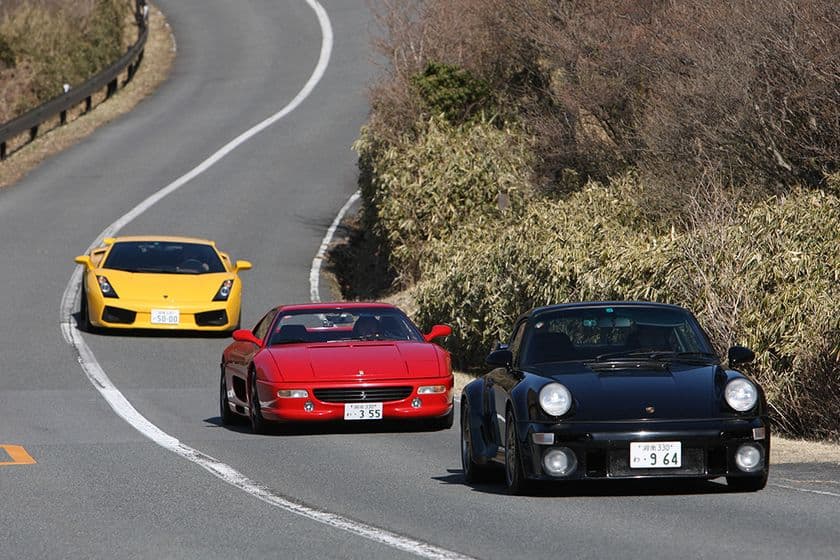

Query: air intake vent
(314, 386), (412, 403)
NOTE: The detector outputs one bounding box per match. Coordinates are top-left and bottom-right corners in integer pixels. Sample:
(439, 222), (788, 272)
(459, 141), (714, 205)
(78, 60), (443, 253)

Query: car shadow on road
(433, 468), (734, 497)
(203, 416), (451, 436)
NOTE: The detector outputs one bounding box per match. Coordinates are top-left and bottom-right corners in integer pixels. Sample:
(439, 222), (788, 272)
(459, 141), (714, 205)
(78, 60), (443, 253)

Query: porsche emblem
(645, 405), (656, 414)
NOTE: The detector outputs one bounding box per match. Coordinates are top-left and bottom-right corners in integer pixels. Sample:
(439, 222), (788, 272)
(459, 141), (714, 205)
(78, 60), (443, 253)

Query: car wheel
(461, 402), (491, 483)
(726, 473), (768, 492)
(504, 410), (530, 495)
(248, 371), (270, 435)
(219, 367), (237, 426)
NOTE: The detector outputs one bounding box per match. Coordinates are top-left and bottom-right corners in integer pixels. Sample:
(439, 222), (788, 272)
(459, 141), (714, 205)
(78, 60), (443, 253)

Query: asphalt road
(1, 1), (838, 559)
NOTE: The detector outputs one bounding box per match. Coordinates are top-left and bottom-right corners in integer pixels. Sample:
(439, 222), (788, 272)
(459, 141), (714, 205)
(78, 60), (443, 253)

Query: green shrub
(354, 115), (534, 282)
(413, 180), (840, 438)
(411, 61), (491, 124)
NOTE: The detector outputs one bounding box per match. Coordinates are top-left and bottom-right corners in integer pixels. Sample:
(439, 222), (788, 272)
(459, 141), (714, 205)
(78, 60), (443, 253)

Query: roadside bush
(411, 62), (491, 124)
(0, 0), (129, 120)
(413, 181), (840, 438)
(354, 115), (534, 283)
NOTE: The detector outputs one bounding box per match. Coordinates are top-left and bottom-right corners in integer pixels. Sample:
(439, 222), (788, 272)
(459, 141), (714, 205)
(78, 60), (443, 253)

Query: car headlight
(725, 378), (758, 412)
(96, 275), (118, 298)
(418, 385), (447, 394)
(539, 383), (572, 416)
(213, 279), (234, 301)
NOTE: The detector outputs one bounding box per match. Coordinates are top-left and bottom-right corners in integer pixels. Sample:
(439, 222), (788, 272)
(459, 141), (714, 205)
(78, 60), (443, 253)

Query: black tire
(426, 406), (455, 431)
(726, 473), (768, 492)
(79, 284), (93, 332)
(504, 410), (530, 495)
(248, 371), (270, 434)
(219, 367), (237, 426)
(461, 402), (492, 483)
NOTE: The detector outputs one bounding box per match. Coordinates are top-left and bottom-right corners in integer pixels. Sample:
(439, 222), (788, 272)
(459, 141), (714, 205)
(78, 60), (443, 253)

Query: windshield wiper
(593, 349), (718, 363)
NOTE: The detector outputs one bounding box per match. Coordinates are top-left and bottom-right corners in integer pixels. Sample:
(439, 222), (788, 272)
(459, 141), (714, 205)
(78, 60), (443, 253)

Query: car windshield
(521, 305), (716, 366)
(103, 241), (226, 274)
(268, 308), (424, 345)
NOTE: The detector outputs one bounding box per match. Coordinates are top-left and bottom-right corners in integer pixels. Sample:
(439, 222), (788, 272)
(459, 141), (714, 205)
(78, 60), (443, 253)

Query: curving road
(1, 1), (838, 558)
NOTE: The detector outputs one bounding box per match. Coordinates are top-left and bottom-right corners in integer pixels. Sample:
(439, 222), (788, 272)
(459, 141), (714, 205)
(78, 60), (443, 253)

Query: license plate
(344, 402), (383, 420)
(151, 309), (180, 325)
(630, 441), (682, 468)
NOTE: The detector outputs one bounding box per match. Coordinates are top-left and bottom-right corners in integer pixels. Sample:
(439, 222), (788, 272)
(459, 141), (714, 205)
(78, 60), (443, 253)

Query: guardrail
(0, 0), (149, 160)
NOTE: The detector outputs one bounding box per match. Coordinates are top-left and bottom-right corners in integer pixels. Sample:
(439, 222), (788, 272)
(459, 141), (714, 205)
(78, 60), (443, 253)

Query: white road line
(769, 483), (840, 498)
(58, 2), (472, 558)
(310, 190), (360, 302)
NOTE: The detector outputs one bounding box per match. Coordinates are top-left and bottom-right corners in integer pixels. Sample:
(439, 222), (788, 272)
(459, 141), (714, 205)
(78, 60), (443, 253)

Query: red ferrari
(219, 302), (454, 433)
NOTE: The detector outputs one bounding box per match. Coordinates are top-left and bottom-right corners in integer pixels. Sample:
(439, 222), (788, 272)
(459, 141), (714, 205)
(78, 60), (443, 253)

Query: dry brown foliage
(367, 0), (839, 203)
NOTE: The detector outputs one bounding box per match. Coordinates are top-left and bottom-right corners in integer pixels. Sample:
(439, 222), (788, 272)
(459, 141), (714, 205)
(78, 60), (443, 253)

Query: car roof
(105, 235), (217, 246)
(275, 302), (399, 313)
(521, 301), (690, 322)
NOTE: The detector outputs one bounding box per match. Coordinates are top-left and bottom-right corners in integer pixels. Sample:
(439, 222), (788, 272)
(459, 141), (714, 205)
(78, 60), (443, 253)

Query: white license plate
(630, 441), (682, 468)
(151, 309), (180, 325)
(344, 402), (383, 420)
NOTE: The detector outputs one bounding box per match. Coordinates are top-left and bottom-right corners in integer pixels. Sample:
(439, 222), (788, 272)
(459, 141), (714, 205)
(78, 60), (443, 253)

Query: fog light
(735, 443), (763, 472)
(411, 397), (422, 408)
(542, 447), (577, 477)
(303, 401), (314, 412)
(752, 427), (766, 440)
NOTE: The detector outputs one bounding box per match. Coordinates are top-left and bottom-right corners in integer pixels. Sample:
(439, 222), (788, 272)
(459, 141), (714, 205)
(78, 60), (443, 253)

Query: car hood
(529, 362), (726, 421)
(96, 269), (231, 303)
(267, 341), (442, 382)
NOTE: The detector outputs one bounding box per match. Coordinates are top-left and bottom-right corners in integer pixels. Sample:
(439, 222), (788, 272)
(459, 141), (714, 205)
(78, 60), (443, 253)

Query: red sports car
(219, 302), (454, 433)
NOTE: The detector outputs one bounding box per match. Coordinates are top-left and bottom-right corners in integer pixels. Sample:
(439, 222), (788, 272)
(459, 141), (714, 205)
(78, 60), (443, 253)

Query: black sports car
(460, 302), (770, 494)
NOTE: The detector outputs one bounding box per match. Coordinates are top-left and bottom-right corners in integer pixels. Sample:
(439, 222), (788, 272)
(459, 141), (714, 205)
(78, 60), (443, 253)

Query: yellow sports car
(74, 236), (252, 332)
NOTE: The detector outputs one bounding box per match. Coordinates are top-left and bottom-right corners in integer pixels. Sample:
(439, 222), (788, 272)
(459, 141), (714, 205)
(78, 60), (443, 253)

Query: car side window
(252, 309), (278, 341)
(508, 320), (528, 366)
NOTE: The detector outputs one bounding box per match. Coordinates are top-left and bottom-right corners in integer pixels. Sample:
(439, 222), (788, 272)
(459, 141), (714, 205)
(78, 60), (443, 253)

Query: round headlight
(539, 383), (572, 416)
(725, 378), (758, 412)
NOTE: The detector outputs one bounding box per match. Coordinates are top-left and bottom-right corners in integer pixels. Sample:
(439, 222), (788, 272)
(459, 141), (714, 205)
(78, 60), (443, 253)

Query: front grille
(102, 306), (136, 324)
(313, 386), (413, 403)
(195, 309), (228, 326)
(608, 447), (705, 477)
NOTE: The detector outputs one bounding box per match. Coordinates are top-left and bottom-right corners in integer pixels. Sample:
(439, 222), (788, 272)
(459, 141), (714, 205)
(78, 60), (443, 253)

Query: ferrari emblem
(359, 391), (367, 401)
(645, 405), (655, 414)
(358, 369), (365, 376)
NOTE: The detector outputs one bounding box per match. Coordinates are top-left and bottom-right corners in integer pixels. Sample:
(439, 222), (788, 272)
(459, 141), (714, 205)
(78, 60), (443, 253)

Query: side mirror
(728, 345), (755, 367)
(485, 349), (513, 368)
(74, 255), (93, 270)
(235, 260), (253, 271)
(232, 329), (262, 346)
(423, 324), (452, 342)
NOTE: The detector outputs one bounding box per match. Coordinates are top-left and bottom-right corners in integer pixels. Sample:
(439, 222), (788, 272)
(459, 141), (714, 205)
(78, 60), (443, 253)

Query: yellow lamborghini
(74, 236), (252, 332)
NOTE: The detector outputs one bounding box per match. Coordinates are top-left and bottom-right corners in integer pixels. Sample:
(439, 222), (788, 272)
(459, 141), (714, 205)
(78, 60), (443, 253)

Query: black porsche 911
(460, 302), (770, 494)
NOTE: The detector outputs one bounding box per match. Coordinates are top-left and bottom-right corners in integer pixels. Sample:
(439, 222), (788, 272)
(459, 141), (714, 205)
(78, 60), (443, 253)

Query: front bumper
(517, 418), (770, 481)
(255, 377), (454, 423)
(88, 296), (240, 331)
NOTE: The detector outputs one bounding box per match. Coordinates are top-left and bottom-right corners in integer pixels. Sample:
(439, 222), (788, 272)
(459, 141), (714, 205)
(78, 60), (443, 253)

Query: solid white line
(59, 2), (472, 558)
(769, 483), (840, 498)
(310, 190), (360, 302)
